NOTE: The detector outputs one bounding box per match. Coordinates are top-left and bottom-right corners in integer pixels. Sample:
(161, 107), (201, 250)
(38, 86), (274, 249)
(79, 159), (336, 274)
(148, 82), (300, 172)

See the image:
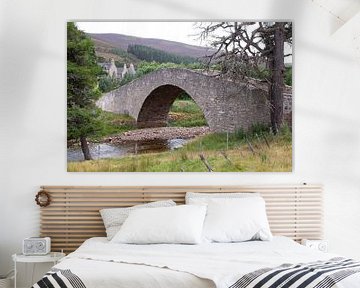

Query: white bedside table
(12, 252), (65, 288)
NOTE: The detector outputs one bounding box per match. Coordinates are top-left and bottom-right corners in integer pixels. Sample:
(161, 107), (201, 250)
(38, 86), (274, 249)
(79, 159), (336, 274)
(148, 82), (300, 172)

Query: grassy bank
(168, 99), (207, 127)
(68, 127), (292, 172)
(76, 111), (136, 144)
(86, 99), (205, 142)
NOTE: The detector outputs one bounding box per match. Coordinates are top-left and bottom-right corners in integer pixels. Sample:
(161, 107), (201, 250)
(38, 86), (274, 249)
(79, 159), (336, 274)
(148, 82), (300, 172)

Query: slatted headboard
(39, 185), (323, 253)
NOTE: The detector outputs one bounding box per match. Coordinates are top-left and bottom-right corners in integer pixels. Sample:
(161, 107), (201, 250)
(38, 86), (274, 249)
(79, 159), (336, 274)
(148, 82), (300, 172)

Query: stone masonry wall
(96, 68), (272, 132)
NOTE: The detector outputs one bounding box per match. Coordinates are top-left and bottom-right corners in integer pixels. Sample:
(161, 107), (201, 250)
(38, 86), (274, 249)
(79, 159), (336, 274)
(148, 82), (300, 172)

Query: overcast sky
(76, 21), (207, 47)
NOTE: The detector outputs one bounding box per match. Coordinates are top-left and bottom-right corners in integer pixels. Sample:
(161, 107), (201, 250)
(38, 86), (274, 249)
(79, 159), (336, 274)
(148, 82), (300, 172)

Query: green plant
(234, 128), (246, 140)
(127, 44), (198, 64)
(119, 73), (137, 86)
(249, 123), (270, 136)
(67, 22), (103, 160)
(279, 123), (292, 142)
(285, 67), (292, 86)
(98, 76), (122, 93)
(89, 111), (135, 140)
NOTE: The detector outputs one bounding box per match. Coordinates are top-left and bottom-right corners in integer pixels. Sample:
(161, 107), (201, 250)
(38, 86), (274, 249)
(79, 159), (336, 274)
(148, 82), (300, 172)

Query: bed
(33, 185), (360, 288)
(33, 236), (360, 288)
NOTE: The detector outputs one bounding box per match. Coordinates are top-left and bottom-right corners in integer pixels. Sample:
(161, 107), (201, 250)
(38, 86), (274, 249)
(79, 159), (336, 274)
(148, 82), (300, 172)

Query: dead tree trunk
(269, 23), (285, 134)
(80, 135), (92, 160)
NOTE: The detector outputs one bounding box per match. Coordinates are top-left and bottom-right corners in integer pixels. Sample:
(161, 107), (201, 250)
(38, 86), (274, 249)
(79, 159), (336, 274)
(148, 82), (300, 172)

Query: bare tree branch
(197, 21), (292, 134)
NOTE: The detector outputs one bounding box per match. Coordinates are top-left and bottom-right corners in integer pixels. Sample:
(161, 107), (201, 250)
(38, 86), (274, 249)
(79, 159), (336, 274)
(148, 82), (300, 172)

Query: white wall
(1, 0), (360, 285)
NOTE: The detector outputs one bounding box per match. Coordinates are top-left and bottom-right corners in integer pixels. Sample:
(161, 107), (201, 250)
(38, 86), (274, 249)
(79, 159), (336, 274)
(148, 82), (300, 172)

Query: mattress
(35, 236), (360, 288)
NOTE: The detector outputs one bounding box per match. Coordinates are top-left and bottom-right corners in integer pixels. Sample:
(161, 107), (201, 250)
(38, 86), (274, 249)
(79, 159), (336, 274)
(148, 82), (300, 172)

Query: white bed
(36, 236), (360, 288)
(35, 186), (359, 288)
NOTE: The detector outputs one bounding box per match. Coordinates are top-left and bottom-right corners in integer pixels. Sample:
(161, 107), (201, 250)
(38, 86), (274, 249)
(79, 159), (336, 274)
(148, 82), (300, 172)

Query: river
(67, 138), (188, 162)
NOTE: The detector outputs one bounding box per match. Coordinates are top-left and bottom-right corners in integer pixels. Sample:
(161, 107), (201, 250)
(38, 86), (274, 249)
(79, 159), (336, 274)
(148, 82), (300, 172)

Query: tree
(67, 22), (102, 160)
(199, 22), (292, 134)
(127, 44), (197, 64)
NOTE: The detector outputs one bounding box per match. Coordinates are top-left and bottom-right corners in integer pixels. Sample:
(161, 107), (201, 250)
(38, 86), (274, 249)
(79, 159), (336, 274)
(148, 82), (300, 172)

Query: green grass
(285, 67), (292, 86)
(184, 123), (276, 151)
(90, 111), (136, 141)
(68, 127), (292, 172)
(168, 99), (207, 127)
(83, 99), (205, 143)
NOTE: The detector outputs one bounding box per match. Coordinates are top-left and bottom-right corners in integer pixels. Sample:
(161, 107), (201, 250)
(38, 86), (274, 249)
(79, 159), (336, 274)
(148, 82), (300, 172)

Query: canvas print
(67, 21), (292, 172)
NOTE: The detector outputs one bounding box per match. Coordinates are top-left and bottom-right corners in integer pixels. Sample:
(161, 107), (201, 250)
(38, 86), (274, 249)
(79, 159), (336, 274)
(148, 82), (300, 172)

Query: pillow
(186, 192), (259, 204)
(100, 200), (176, 240)
(111, 205), (207, 244)
(202, 197), (272, 243)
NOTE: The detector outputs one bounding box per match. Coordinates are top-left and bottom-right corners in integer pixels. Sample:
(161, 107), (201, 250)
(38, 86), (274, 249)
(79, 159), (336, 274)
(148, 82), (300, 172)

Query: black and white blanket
(32, 268), (86, 288)
(32, 258), (360, 288)
(229, 258), (360, 288)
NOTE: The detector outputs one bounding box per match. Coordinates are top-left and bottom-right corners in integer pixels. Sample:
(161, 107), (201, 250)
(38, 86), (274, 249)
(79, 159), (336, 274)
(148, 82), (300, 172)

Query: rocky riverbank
(105, 126), (210, 143)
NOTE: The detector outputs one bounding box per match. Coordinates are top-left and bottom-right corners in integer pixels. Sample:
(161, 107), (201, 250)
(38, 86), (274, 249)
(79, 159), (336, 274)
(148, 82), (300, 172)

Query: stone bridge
(96, 68), (270, 132)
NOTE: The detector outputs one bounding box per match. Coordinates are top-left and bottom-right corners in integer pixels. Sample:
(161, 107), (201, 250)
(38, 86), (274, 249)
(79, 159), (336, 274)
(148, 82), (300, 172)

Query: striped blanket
(32, 268), (86, 288)
(32, 258), (360, 288)
(229, 258), (360, 288)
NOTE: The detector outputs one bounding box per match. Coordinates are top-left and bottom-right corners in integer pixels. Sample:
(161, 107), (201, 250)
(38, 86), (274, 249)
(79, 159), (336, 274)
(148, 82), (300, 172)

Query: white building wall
(0, 0), (359, 287)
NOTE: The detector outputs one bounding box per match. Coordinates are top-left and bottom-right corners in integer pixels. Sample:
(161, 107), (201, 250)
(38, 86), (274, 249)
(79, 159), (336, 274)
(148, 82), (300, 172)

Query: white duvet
(54, 237), (360, 288)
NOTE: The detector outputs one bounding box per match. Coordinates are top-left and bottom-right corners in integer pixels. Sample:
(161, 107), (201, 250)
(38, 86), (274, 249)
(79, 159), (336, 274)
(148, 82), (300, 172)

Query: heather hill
(88, 32), (215, 60)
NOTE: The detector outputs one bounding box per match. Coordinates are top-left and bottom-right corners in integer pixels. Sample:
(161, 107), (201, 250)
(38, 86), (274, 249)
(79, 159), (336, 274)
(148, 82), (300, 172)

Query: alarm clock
(23, 237), (51, 255)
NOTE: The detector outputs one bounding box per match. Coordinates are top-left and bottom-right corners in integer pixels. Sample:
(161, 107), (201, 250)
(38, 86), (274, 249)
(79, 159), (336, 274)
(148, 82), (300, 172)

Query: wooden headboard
(39, 185), (323, 253)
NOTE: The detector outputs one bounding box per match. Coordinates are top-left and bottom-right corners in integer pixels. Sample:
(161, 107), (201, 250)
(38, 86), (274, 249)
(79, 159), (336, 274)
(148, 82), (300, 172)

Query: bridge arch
(137, 84), (208, 128)
(96, 68), (270, 132)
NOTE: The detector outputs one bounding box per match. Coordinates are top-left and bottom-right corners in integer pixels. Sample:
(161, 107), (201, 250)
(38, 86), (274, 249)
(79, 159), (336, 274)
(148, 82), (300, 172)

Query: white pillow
(186, 192), (259, 204)
(100, 200), (176, 240)
(111, 205), (207, 244)
(202, 197), (272, 243)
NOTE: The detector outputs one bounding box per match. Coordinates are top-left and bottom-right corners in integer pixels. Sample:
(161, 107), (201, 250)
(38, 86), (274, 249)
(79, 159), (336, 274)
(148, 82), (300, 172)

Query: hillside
(92, 38), (140, 65)
(88, 33), (215, 60)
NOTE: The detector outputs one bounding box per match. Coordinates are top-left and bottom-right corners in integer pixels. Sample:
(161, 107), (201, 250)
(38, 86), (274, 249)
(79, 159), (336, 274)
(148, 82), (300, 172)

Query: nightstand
(301, 239), (328, 252)
(12, 252), (65, 288)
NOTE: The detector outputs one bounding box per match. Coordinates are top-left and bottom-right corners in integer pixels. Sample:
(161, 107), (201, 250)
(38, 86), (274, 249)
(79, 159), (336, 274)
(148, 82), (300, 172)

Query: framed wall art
(67, 21), (292, 172)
